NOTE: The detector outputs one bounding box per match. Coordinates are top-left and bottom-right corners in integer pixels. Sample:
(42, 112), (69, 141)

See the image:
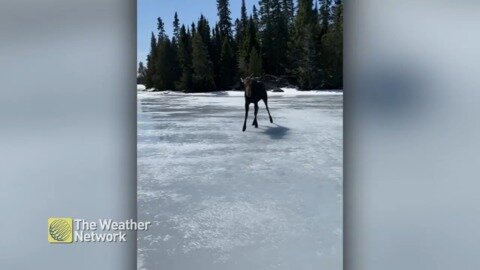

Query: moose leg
(252, 102), (259, 128)
(263, 98), (273, 123)
(243, 102), (250, 132)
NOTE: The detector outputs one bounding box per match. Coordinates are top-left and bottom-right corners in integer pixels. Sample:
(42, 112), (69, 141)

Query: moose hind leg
(263, 98), (273, 123)
(243, 102), (250, 132)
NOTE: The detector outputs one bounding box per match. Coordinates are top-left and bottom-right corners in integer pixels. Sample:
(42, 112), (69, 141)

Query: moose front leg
(243, 102), (250, 132)
(252, 102), (259, 128)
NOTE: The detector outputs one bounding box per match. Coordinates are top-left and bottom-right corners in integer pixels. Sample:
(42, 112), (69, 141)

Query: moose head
(241, 74), (254, 97)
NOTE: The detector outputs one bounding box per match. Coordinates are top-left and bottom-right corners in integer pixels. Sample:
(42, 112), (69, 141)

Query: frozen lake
(137, 90), (343, 270)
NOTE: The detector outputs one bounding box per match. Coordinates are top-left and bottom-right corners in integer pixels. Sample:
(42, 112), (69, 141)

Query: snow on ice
(137, 90), (343, 270)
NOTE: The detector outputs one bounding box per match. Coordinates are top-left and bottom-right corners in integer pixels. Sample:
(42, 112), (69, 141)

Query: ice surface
(137, 91), (343, 270)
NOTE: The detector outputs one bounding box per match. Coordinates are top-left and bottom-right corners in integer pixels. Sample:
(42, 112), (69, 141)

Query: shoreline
(137, 85), (343, 96)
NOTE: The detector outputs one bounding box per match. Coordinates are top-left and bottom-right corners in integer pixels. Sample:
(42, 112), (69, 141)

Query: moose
(241, 76), (273, 132)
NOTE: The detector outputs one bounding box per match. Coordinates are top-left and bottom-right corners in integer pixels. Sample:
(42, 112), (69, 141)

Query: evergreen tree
(154, 18), (180, 90)
(211, 24), (222, 87)
(171, 13), (181, 85)
(321, 0), (342, 88)
(217, 0), (232, 38)
(260, 0), (289, 75)
(191, 33), (216, 91)
(273, 0), (290, 74)
(191, 22), (196, 36)
(282, 0), (295, 27)
(252, 5), (259, 25)
(238, 17), (261, 77)
(313, 0), (319, 23)
(197, 15), (211, 46)
(176, 25), (193, 90)
(234, 18), (242, 47)
(236, 0), (251, 77)
(219, 38), (235, 89)
(319, 0), (331, 35)
(216, 0), (235, 88)
(236, 4), (246, 76)
(173, 12), (180, 42)
(237, 29), (249, 77)
(157, 17), (166, 40)
(290, 0), (321, 89)
(155, 38), (179, 90)
(240, 0), (248, 24)
(143, 1), (343, 91)
(259, 0), (272, 73)
(145, 32), (157, 88)
(137, 61), (147, 85)
(248, 47), (263, 76)
(258, 0), (271, 36)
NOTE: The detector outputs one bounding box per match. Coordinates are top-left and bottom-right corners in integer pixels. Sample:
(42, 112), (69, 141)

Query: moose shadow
(262, 124), (290, 140)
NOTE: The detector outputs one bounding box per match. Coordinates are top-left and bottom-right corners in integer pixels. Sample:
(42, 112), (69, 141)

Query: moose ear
(240, 78), (244, 83)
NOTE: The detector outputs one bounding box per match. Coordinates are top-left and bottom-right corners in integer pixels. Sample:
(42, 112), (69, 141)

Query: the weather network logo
(48, 218), (73, 244)
(48, 217), (150, 244)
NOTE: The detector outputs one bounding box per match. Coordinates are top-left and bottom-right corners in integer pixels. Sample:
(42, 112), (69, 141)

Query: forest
(137, 0), (343, 92)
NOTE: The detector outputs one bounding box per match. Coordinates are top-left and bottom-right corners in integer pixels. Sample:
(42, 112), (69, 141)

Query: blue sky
(138, 0), (257, 65)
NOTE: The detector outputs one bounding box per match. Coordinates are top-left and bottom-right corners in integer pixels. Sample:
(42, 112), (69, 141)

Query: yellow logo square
(48, 218), (73, 243)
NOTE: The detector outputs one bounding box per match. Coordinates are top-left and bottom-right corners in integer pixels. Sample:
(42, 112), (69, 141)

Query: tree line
(137, 0), (343, 91)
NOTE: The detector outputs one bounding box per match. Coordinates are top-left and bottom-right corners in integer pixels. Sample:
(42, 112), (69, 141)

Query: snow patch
(276, 87), (343, 96)
(137, 88), (342, 98)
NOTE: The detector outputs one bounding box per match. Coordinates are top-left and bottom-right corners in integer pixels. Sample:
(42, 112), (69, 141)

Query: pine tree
(235, 1), (249, 79)
(210, 23), (222, 86)
(137, 61), (147, 85)
(273, 0), (289, 74)
(319, 0), (331, 35)
(217, 0), (232, 38)
(237, 3), (248, 77)
(191, 22), (196, 36)
(238, 16), (261, 77)
(216, 0), (235, 88)
(258, 0), (271, 38)
(290, 0), (321, 89)
(173, 12), (180, 43)
(157, 17), (166, 40)
(154, 18), (180, 90)
(259, 0), (272, 73)
(260, 0), (289, 75)
(282, 0), (294, 26)
(252, 5), (259, 25)
(176, 25), (193, 90)
(197, 15), (211, 46)
(171, 13), (181, 86)
(237, 28), (249, 77)
(314, 0), (319, 23)
(145, 32), (157, 88)
(298, 29), (319, 89)
(155, 38), (178, 90)
(234, 18), (242, 47)
(191, 33), (216, 91)
(321, 0), (342, 88)
(153, 18), (166, 90)
(240, 0), (248, 24)
(248, 47), (263, 76)
(219, 39), (235, 89)
(211, 24), (222, 87)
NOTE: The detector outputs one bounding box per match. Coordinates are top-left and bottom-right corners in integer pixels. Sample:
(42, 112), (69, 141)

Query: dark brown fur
(241, 77), (273, 131)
